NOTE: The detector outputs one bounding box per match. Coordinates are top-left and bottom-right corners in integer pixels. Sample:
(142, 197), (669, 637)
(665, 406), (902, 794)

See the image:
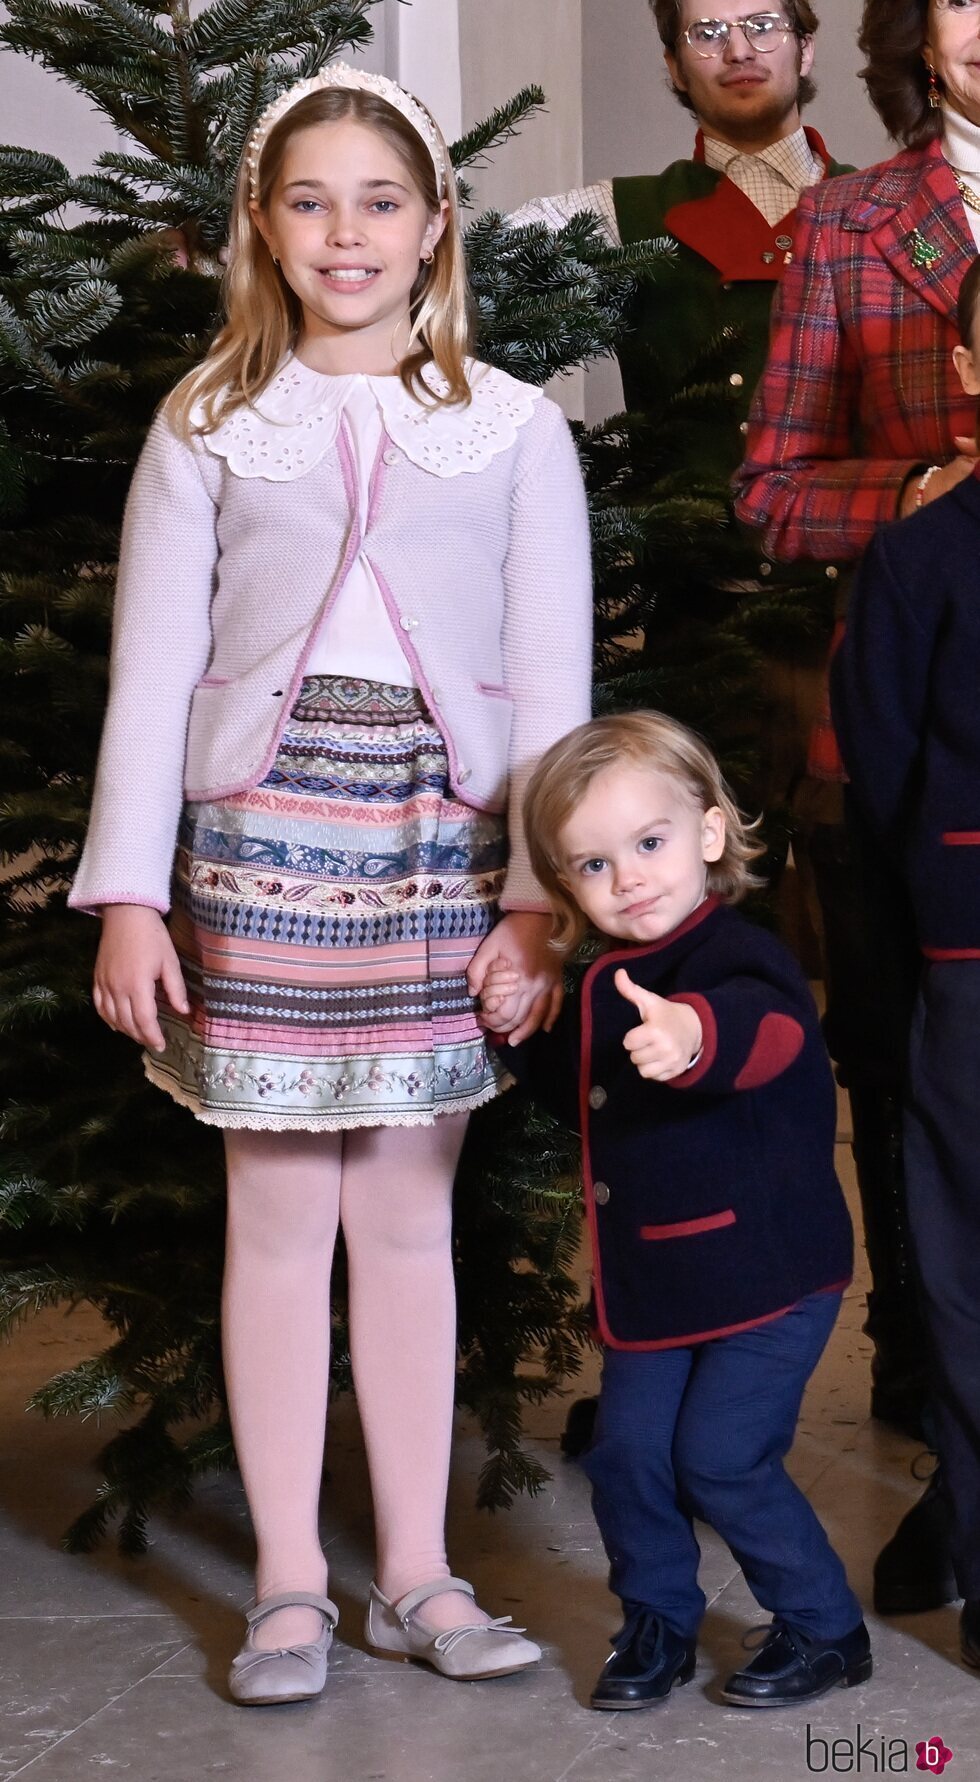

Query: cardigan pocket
(640, 1210), (736, 1241)
(476, 681), (511, 700)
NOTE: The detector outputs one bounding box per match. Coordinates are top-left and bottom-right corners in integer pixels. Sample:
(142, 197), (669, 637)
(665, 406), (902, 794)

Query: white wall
(458, 0), (583, 214)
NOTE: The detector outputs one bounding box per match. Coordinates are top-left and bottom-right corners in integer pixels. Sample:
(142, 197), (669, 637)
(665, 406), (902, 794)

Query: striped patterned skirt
(145, 675), (510, 1131)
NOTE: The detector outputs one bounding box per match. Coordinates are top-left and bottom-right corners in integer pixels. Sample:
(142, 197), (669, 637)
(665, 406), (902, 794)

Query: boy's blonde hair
(524, 711), (766, 953)
(168, 87), (473, 437)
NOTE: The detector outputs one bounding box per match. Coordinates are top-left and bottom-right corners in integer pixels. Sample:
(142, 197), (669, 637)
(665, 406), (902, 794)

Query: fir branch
(449, 86), (545, 173)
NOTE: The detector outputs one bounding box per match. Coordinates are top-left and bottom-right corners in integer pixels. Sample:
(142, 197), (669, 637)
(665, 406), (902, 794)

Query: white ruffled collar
(199, 355), (542, 482)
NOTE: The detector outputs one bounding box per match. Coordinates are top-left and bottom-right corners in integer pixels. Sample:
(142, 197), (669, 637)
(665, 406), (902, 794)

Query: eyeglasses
(682, 13), (795, 57)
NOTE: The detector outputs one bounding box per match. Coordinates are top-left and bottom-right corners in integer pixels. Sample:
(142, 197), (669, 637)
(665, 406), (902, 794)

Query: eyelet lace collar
(199, 355), (542, 482)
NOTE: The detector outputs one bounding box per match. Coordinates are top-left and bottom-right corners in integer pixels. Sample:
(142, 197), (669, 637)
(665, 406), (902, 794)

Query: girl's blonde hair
(169, 86), (473, 437)
(524, 711), (767, 953)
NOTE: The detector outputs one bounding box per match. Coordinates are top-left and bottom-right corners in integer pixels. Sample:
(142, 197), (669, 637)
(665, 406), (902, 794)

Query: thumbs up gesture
(615, 969), (703, 1082)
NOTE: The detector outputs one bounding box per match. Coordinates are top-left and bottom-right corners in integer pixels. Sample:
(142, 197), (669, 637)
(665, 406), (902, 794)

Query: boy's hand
(93, 904), (189, 1053)
(480, 958), (525, 1031)
(615, 969), (703, 1082)
(467, 912), (562, 1044)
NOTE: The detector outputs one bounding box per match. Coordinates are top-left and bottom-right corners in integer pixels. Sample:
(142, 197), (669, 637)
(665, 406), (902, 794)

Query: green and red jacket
(613, 127), (853, 490)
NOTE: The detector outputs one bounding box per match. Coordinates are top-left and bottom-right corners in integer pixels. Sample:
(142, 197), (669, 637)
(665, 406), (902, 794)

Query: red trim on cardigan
(923, 946), (980, 959)
(640, 1210), (736, 1241)
(579, 895), (723, 1003)
(734, 1011), (805, 1090)
(598, 1279), (852, 1353)
(942, 832), (980, 845)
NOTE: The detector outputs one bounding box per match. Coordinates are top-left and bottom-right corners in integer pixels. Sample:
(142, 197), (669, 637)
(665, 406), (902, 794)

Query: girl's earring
(420, 245), (435, 265)
(927, 62), (941, 110)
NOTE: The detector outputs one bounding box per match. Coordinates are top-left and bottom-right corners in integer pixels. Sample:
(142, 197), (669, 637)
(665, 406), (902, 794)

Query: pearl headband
(246, 60), (448, 202)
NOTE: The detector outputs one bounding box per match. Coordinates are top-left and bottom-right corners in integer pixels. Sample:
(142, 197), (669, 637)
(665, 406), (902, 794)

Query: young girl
(69, 61), (592, 1704)
(482, 712), (869, 1712)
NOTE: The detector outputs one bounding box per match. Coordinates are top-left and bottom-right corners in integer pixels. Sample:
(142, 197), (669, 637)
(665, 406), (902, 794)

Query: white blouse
(305, 373), (416, 686)
(943, 103), (980, 250)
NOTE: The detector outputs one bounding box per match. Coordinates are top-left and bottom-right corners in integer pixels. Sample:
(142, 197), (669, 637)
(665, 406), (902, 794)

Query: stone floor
(1, 1116), (977, 1782)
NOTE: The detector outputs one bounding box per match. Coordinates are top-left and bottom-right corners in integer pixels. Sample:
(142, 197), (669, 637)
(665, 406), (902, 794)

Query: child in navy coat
(831, 256), (980, 1676)
(480, 711), (868, 1711)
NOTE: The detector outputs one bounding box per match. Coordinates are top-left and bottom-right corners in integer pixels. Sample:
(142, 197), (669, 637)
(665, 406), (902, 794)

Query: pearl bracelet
(914, 464), (943, 509)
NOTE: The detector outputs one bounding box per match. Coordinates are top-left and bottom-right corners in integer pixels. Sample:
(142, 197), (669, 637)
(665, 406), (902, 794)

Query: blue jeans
(582, 1292), (861, 1641)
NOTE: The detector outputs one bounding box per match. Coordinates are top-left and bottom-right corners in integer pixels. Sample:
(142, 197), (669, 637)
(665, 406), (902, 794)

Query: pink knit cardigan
(69, 359), (594, 915)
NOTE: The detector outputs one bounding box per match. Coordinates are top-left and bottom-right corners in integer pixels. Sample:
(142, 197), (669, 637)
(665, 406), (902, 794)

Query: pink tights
(222, 1119), (486, 1649)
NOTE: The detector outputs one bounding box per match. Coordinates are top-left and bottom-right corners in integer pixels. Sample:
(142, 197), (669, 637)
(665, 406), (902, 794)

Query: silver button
(399, 615), (419, 631)
(729, 373), (744, 388)
(383, 448), (400, 466)
(722, 281), (732, 291)
(760, 560), (772, 577)
(458, 766), (472, 784)
(775, 233), (793, 250)
(593, 1180), (610, 1206)
(739, 421), (749, 435)
(588, 1085), (607, 1111)
(826, 566), (839, 581)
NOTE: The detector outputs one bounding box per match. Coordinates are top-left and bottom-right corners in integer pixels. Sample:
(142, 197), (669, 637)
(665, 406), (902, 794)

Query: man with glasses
(511, 4), (846, 490)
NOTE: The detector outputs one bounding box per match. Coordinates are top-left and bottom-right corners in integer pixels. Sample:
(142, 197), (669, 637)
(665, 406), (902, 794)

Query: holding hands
(615, 969), (702, 1082)
(468, 911), (563, 1045)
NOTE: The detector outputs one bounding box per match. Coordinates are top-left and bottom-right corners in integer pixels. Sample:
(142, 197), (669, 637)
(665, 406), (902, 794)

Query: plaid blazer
(733, 138), (978, 565)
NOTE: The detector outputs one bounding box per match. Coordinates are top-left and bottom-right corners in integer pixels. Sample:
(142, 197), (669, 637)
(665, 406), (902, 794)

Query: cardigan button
(826, 566), (839, 581)
(400, 615), (419, 631)
(739, 421), (749, 435)
(593, 1180), (610, 1206)
(383, 448), (400, 466)
(728, 373), (744, 388)
(759, 560), (772, 577)
(588, 1085), (607, 1111)
(458, 766), (472, 784)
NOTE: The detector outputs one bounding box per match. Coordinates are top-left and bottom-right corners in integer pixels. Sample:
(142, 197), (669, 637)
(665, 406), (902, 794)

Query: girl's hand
(479, 958), (526, 1032)
(467, 912), (562, 1046)
(615, 969), (702, 1082)
(93, 905), (189, 1053)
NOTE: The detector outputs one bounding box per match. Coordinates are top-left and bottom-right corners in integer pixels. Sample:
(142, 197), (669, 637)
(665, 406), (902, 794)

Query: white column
(387, 0), (463, 141)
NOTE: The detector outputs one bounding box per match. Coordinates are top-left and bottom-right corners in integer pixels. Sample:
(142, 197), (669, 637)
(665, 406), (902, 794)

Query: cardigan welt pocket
(476, 681), (511, 700)
(640, 1209), (737, 1241)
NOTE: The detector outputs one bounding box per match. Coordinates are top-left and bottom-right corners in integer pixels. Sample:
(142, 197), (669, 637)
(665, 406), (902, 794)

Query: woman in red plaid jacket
(735, 0), (980, 1625)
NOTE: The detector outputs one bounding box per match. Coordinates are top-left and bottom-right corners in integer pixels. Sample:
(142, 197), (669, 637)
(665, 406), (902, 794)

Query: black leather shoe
(961, 1601), (980, 1670)
(721, 1619), (872, 1708)
(873, 1476), (958, 1615)
(590, 1609), (697, 1711)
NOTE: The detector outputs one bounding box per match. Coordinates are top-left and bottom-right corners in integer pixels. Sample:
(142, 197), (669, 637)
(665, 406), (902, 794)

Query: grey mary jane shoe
(228, 1591), (339, 1706)
(365, 1576), (542, 1680)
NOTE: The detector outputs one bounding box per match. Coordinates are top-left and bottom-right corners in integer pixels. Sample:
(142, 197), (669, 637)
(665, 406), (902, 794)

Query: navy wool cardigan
(831, 472), (980, 959)
(501, 898), (852, 1350)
